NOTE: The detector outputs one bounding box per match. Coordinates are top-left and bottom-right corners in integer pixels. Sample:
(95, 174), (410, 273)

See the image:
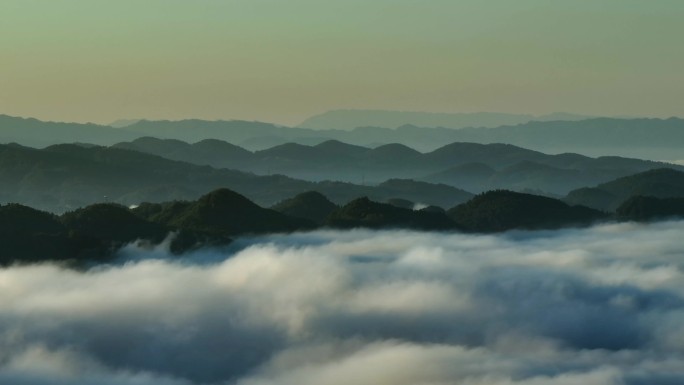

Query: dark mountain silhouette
(111, 137), (681, 195)
(616, 196), (684, 222)
(255, 142), (325, 162)
(326, 197), (457, 230)
(134, 188), (313, 236)
(254, 140), (367, 166)
(314, 140), (369, 157)
(1, 203), (65, 235)
(364, 143), (422, 160)
(5, 185), (682, 265)
(565, 169), (684, 211)
(2, 188), (314, 264)
(421, 142), (552, 168)
(114, 136), (189, 154)
(0, 142), (254, 211)
(309, 179), (472, 210)
(360, 143), (423, 171)
(0, 143), (473, 213)
(113, 137), (256, 169)
(270, 191), (338, 225)
(448, 190), (605, 232)
(0, 202), (217, 264)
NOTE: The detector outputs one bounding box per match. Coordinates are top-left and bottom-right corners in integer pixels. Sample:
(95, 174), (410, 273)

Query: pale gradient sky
(1, 0), (683, 125)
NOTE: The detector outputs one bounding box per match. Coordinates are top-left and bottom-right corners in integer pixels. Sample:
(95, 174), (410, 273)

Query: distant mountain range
(0, 143), (472, 213)
(565, 168), (684, 211)
(3, 113), (684, 159)
(2, 139), (682, 217)
(298, 109), (593, 130)
(113, 137), (681, 196)
(0, 114), (139, 148)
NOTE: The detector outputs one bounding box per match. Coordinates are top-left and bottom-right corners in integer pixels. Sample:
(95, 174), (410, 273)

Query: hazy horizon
(0, 109), (655, 128)
(4, 3), (684, 384)
(2, 1), (683, 126)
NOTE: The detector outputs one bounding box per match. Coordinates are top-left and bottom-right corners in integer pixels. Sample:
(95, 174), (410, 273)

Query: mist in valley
(2, 222), (684, 384)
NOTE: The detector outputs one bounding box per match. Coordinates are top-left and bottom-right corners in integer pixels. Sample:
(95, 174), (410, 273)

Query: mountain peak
(197, 188), (259, 210)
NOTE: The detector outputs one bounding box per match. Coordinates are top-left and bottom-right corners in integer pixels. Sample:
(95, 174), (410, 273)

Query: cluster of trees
(5, 179), (684, 266)
(0, 188), (606, 266)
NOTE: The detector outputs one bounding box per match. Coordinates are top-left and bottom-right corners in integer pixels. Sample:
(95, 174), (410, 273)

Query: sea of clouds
(2, 221), (684, 384)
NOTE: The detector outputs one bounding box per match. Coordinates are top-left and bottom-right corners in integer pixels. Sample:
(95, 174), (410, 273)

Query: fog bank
(2, 222), (684, 384)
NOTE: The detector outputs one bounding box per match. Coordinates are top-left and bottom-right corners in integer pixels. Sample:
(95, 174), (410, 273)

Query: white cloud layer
(2, 221), (684, 384)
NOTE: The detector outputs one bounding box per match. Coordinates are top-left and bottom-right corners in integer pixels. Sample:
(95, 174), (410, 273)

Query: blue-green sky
(1, 0), (683, 125)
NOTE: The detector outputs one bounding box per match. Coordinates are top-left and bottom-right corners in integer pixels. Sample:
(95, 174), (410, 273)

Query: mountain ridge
(298, 109), (594, 130)
(109, 137), (683, 195)
(3, 113), (684, 159)
(0, 143), (474, 213)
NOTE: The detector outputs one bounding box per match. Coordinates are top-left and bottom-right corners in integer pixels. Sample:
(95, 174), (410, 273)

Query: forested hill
(565, 168), (684, 211)
(0, 188), (605, 266)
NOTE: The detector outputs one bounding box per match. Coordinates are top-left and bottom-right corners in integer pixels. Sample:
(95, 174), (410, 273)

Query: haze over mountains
(0, 142), (473, 213)
(3, 140), (684, 226)
(297, 109), (594, 130)
(3, 112), (684, 160)
(3, 111), (684, 215)
(566, 168), (684, 211)
(113, 136), (681, 196)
